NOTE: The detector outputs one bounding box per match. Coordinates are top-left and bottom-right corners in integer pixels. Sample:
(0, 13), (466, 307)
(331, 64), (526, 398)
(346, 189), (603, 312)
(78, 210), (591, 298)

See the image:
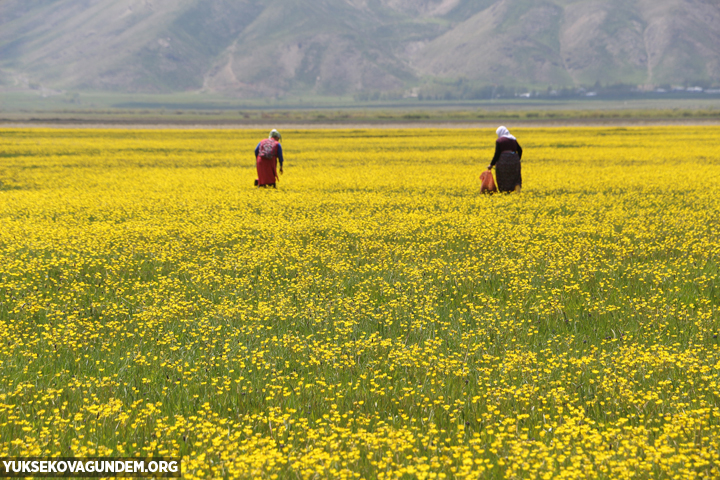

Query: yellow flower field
(0, 126), (719, 479)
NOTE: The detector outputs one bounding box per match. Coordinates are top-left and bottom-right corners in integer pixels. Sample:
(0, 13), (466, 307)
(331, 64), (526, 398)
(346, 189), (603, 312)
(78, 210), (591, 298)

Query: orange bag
(480, 170), (497, 193)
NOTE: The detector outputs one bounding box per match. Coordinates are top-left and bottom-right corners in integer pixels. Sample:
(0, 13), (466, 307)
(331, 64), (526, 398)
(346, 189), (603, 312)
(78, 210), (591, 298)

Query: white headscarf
(496, 126), (516, 141)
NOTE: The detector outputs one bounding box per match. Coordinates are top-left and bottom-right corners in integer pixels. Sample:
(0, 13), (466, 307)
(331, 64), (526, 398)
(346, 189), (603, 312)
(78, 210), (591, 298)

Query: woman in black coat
(487, 126), (523, 192)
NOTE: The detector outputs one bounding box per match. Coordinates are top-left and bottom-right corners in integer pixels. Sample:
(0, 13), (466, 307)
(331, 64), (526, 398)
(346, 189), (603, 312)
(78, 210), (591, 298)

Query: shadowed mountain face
(1, 0), (718, 96)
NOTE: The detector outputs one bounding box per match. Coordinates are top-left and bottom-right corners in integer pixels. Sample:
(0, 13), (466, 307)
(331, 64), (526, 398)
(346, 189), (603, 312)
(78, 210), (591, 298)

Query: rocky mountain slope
(1, 0), (718, 96)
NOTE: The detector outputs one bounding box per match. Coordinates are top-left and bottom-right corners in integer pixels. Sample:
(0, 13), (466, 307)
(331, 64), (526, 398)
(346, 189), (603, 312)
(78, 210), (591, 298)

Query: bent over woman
(254, 129), (284, 188)
(487, 126), (523, 192)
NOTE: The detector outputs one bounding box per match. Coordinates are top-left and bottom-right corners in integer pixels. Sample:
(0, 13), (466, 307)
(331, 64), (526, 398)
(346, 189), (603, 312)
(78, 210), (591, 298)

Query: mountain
(415, 0), (720, 87)
(1, 0), (718, 97)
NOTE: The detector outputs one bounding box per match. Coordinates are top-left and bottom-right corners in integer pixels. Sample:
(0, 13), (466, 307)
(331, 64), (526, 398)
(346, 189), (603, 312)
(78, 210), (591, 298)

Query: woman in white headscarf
(487, 126), (523, 192)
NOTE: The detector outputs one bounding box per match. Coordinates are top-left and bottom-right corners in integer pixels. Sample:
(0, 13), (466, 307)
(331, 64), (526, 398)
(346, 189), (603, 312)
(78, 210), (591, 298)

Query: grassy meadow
(0, 126), (719, 479)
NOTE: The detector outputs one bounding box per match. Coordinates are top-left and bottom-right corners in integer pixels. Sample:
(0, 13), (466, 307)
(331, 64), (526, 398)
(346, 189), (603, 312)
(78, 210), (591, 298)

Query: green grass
(0, 127), (719, 478)
(2, 91), (720, 125)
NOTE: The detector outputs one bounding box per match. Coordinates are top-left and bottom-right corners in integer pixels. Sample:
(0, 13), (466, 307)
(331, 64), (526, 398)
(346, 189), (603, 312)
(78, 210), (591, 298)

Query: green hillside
(0, 0), (718, 97)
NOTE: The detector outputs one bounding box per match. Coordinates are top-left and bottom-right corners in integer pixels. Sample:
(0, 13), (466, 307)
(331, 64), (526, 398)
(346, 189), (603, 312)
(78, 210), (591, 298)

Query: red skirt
(256, 156), (277, 185)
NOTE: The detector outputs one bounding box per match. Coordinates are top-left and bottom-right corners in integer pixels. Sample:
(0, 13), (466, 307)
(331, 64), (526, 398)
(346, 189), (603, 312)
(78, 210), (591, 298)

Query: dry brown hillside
(0, 0), (718, 96)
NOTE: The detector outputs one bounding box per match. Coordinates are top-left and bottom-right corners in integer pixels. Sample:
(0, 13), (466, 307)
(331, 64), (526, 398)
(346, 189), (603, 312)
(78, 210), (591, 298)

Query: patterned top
(255, 142), (284, 167)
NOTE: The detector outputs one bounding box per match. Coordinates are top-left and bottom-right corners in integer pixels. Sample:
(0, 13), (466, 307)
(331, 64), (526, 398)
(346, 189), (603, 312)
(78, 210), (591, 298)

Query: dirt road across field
(2, 119), (720, 129)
